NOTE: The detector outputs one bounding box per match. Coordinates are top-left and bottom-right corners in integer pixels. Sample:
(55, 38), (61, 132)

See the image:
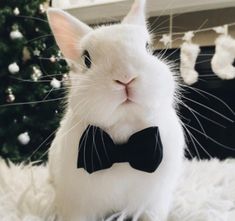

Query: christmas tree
(0, 0), (69, 163)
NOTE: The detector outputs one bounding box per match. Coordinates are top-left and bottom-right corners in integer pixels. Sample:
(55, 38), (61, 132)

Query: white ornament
(8, 62), (20, 74)
(18, 132), (30, 145)
(10, 29), (23, 40)
(211, 34), (235, 80)
(31, 74), (38, 82)
(50, 78), (61, 89)
(50, 55), (56, 63)
(62, 73), (69, 81)
(6, 93), (15, 103)
(180, 42), (200, 85)
(13, 7), (20, 15)
(57, 50), (62, 57)
(31, 66), (42, 82)
(33, 66), (42, 77)
(160, 34), (172, 46)
(39, 4), (46, 13)
(33, 48), (41, 56)
(62, 73), (69, 86)
(182, 31), (195, 42)
(213, 25), (228, 35)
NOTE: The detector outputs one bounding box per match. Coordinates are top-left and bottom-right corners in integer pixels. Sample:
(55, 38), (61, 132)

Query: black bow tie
(77, 125), (163, 174)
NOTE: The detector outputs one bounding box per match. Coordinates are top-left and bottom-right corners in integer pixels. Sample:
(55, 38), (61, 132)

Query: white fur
(47, 1), (185, 220)
(180, 42), (200, 85)
(211, 34), (235, 80)
(1, 159), (235, 221)
(0, 160), (56, 221)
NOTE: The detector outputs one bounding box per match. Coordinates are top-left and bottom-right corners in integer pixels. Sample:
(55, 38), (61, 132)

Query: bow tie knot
(77, 125), (163, 174)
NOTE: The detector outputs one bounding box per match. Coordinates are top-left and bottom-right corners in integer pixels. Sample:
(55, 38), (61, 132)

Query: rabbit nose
(114, 78), (136, 86)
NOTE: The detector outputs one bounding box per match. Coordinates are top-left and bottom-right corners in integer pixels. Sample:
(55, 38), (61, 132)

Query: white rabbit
(47, 0), (185, 220)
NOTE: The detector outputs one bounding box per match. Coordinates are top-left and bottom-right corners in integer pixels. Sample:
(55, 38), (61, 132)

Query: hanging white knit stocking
(180, 31), (200, 85)
(211, 25), (235, 80)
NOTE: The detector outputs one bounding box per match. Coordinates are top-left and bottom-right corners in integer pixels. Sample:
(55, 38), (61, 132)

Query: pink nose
(115, 78), (135, 86)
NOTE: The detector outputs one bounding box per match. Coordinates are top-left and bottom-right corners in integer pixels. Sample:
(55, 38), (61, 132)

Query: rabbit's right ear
(47, 9), (92, 61)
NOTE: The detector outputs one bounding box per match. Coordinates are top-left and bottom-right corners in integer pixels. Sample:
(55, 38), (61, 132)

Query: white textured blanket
(0, 159), (235, 221)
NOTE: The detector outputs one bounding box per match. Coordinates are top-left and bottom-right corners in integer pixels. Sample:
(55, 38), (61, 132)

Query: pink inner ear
(122, 0), (146, 26)
(54, 19), (79, 60)
(47, 9), (91, 61)
(49, 13), (79, 60)
(131, 1), (140, 14)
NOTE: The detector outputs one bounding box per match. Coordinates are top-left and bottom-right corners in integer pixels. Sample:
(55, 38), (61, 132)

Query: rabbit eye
(146, 42), (150, 50)
(82, 50), (91, 69)
(146, 42), (154, 55)
(146, 42), (151, 52)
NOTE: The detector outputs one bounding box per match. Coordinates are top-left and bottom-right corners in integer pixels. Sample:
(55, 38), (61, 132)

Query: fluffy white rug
(0, 159), (235, 221)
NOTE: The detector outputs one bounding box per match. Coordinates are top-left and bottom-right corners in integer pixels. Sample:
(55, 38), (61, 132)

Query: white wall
(55, 0), (235, 24)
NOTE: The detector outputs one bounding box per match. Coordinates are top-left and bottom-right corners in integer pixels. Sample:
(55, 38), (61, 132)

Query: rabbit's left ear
(122, 0), (146, 26)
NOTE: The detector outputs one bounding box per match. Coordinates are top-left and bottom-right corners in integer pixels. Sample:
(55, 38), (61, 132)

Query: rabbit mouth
(123, 99), (132, 104)
(121, 97), (135, 105)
